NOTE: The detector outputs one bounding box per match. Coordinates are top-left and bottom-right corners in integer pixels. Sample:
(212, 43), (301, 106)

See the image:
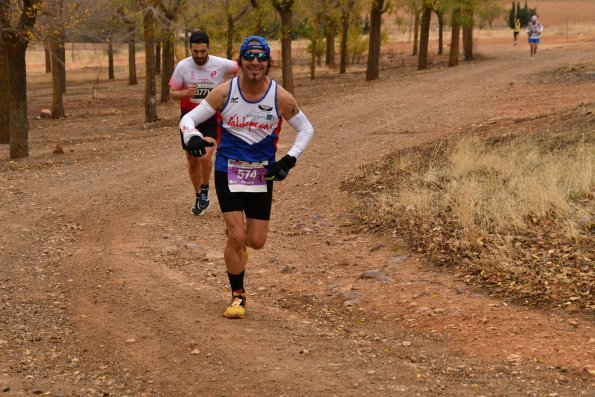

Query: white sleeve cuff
(286, 111), (314, 158)
(179, 100), (216, 145)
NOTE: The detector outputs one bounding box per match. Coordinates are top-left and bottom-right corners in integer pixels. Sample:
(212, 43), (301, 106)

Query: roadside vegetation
(344, 102), (594, 315)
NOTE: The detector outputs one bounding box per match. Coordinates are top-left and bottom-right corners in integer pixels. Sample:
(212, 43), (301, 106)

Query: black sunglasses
(242, 51), (270, 62)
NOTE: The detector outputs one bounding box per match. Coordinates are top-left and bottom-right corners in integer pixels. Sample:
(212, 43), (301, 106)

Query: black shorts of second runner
(215, 170), (273, 220)
(179, 114), (218, 150)
(514, 31), (519, 37)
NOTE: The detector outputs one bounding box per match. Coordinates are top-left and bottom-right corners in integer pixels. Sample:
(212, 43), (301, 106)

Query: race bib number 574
(227, 160), (268, 193)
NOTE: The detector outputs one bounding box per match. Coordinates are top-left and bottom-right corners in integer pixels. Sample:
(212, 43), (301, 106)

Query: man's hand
(264, 155), (296, 181)
(186, 84), (198, 98)
(186, 135), (214, 157)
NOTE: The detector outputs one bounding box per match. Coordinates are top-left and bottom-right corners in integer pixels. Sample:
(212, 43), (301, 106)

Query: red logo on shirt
(211, 71), (217, 78)
(228, 114), (274, 131)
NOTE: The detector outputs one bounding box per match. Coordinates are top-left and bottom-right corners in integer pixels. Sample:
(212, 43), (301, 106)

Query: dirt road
(1, 40), (594, 396)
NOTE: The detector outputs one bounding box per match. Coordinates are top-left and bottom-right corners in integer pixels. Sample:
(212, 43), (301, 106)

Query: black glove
(186, 135), (214, 157)
(264, 154), (296, 181)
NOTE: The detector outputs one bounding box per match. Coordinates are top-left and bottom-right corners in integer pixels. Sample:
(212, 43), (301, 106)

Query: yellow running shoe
(223, 290), (246, 319)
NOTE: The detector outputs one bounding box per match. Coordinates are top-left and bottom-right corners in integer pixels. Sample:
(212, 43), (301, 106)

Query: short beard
(193, 56), (208, 66)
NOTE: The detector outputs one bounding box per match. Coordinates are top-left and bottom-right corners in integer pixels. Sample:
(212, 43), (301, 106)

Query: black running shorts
(215, 170), (273, 220)
(179, 114), (218, 150)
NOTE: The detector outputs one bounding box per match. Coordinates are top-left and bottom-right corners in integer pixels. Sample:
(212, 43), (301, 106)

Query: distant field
(532, 0), (595, 26)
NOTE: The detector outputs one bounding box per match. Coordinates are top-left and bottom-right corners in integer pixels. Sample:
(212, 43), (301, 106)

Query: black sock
(200, 184), (209, 192)
(227, 271), (245, 293)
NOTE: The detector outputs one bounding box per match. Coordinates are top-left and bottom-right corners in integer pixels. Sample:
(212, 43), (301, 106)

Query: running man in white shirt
(179, 36), (314, 319)
(526, 15), (544, 58)
(169, 31), (239, 216)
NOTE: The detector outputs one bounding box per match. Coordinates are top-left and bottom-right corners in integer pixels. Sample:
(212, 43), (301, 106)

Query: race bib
(191, 83), (215, 102)
(227, 160), (268, 193)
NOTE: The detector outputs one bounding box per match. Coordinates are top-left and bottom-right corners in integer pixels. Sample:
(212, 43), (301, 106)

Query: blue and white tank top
(215, 77), (283, 172)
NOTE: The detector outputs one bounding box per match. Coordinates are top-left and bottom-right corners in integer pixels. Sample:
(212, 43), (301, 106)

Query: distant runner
(179, 36), (314, 319)
(514, 18), (521, 46)
(526, 15), (544, 58)
(169, 31), (239, 216)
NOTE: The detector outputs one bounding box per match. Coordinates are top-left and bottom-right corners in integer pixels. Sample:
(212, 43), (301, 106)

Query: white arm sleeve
(286, 111), (314, 159)
(179, 100), (217, 145)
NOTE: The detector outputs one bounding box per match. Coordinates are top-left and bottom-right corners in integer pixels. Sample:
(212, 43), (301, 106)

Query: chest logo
(258, 105), (273, 112)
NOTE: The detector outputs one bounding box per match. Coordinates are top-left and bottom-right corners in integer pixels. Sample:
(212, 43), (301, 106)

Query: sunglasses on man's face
(242, 51), (270, 62)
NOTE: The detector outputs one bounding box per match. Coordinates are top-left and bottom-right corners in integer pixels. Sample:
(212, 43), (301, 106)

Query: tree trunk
(58, 15), (66, 94)
(413, 8), (420, 56)
(449, 9), (461, 67)
(325, 19), (336, 66)
(50, 34), (65, 119)
(1, 0), (41, 158)
(418, 4), (432, 70)
(44, 42), (51, 73)
(366, 0), (384, 81)
(226, 15), (234, 60)
(143, 7), (158, 122)
(463, 8), (474, 61)
(339, 9), (349, 74)
(8, 41), (30, 158)
(251, 0), (263, 35)
(0, 41), (10, 145)
(184, 28), (189, 57)
(437, 11), (444, 55)
(128, 28), (137, 85)
(310, 14), (318, 80)
(155, 41), (161, 76)
(272, 0), (295, 94)
(108, 34), (115, 80)
(161, 33), (175, 103)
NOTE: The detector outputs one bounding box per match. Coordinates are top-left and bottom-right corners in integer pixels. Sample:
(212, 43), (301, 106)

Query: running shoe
(191, 195), (204, 216)
(223, 290), (246, 319)
(198, 188), (210, 211)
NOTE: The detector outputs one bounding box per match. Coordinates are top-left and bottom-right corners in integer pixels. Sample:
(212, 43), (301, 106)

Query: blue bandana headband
(240, 36), (271, 57)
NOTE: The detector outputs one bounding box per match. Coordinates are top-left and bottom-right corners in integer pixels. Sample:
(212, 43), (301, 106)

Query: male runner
(513, 18), (521, 46)
(526, 15), (544, 58)
(179, 36), (314, 319)
(169, 31), (239, 215)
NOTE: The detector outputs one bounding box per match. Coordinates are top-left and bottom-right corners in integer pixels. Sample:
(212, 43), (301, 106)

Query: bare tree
(272, 0), (295, 94)
(339, 0), (355, 74)
(433, 0), (445, 55)
(220, 0), (251, 59)
(48, 0), (66, 118)
(448, 3), (461, 67)
(365, 0), (389, 81)
(156, 0), (183, 103)
(108, 34), (115, 80)
(0, 0), (43, 158)
(462, 1), (474, 61)
(128, 24), (138, 85)
(141, 2), (158, 122)
(325, 17), (336, 66)
(249, 0), (263, 35)
(418, 1), (432, 70)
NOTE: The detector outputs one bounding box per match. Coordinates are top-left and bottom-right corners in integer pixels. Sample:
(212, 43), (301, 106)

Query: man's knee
(246, 234), (267, 250)
(227, 227), (246, 248)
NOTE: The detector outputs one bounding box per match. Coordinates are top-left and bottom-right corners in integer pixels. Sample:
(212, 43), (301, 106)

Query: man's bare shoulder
(276, 84), (300, 119)
(207, 80), (233, 110)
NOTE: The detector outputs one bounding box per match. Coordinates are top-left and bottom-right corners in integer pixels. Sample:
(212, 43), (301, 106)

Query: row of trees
(1, 0), (502, 159)
(508, 0), (537, 28)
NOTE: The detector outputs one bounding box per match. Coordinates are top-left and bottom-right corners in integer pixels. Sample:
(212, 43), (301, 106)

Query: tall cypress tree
(521, 0), (530, 25)
(508, 0), (515, 28)
(516, 2), (522, 25)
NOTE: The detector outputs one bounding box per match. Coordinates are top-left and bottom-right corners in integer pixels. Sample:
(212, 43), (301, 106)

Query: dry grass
(343, 103), (594, 315)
